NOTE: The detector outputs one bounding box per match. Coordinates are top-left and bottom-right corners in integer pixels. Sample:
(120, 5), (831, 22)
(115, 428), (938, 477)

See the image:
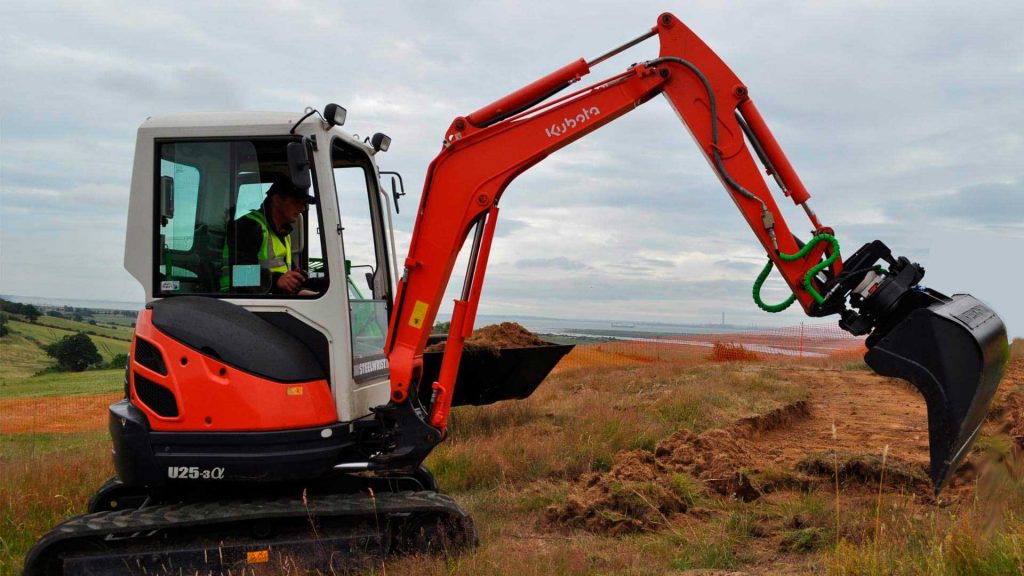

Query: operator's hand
(275, 269), (306, 294)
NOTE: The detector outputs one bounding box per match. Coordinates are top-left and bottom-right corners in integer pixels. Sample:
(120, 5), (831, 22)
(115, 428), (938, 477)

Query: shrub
(106, 353), (129, 369)
(23, 304), (41, 323)
(45, 333), (102, 372)
(708, 342), (761, 362)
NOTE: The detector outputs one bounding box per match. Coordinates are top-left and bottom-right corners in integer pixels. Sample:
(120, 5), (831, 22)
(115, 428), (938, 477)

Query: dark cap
(266, 176), (314, 204)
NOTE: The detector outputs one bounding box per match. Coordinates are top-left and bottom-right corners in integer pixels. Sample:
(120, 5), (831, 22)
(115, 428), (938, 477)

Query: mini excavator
(25, 12), (1008, 574)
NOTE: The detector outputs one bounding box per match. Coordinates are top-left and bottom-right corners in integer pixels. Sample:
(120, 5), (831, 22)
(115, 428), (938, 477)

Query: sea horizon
(1, 294), (144, 311)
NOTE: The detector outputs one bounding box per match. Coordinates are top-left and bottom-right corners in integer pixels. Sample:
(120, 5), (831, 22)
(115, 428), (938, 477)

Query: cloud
(911, 179), (1024, 228)
(96, 66), (244, 109)
(494, 218), (530, 237)
(0, 1), (1020, 337)
(514, 256), (589, 270)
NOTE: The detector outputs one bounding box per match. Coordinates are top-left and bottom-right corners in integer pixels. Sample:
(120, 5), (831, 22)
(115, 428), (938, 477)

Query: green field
(0, 317), (131, 396)
(4, 320), (129, 363)
(35, 316), (132, 341)
(0, 369), (123, 399)
(0, 332), (55, 381)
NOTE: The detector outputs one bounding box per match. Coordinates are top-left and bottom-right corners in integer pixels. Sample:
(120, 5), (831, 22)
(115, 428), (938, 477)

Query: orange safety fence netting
(554, 322), (866, 371)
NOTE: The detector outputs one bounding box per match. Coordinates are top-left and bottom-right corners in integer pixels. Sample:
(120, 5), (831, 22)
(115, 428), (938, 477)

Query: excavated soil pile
(426, 322), (547, 354)
(550, 450), (692, 536)
(549, 354), (1024, 538)
(795, 451), (929, 491)
(549, 400), (810, 534)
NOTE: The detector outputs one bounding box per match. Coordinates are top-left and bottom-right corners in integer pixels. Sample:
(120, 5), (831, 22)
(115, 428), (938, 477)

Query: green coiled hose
(752, 233), (840, 313)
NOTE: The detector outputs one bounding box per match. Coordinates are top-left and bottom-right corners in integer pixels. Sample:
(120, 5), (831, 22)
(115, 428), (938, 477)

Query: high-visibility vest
(220, 210), (291, 291)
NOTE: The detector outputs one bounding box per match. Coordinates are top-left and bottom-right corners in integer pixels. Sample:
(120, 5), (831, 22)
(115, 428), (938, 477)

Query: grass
(0, 317), (129, 401)
(0, 431), (110, 459)
(5, 319), (130, 363)
(0, 368), (123, 399)
(33, 316), (133, 341)
(3, 340), (1022, 575)
(0, 333), (54, 381)
(425, 361), (807, 493)
(824, 503), (1024, 575)
(0, 431), (111, 575)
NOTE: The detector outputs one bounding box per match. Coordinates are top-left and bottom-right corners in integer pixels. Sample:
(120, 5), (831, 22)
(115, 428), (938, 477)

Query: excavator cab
(121, 113), (405, 423)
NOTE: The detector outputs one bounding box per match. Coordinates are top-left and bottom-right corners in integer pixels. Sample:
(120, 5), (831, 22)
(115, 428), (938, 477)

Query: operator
(221, 177), (312, 294)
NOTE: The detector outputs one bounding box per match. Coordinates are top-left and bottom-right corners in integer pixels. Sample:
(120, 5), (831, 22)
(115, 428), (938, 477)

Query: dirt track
(554, 354), (1024, 533)
(748, 368), (930, 472)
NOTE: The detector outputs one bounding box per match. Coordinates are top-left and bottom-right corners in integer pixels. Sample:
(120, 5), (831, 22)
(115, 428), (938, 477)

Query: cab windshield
(155, 139), (329, 297)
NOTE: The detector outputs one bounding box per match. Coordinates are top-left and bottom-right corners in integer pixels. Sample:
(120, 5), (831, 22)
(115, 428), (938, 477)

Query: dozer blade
(864, 294), (1008, 493)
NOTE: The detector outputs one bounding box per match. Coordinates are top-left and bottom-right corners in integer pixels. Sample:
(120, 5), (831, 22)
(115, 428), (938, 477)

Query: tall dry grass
(429, 358), (807, 493)
(0, 432), (112, 575)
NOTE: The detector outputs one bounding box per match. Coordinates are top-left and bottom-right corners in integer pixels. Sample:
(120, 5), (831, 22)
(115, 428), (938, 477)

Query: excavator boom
(380, 13), (1008, 492)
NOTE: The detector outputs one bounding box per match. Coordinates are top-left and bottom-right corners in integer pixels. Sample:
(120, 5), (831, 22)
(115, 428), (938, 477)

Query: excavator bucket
(864, 294), (1008, 493)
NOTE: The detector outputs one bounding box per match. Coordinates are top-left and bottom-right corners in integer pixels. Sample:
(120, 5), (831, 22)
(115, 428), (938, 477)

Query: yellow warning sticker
(287, 386), (303, 396)
(408, 300), (429, 329)
(247, 550), (269, 564)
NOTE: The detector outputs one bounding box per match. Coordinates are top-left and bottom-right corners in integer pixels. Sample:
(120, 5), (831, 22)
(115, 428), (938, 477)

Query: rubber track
(24, 490), (472, 575)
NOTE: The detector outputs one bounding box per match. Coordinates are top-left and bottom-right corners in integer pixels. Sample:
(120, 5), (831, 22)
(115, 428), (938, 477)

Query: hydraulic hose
(753, 233), (840, 312)
(642, 59), (840, 313)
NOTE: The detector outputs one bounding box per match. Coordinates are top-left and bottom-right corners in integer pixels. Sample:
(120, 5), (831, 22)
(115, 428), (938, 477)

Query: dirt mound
(655, 428), (761, 500)
(549, 356), (1019, 537)
(796, 451), (929, 491)
(549, 450), (694, 535)
(549, 399), (813, 534)
(736, 400), (810, 435)
(425, 322), (546, 353)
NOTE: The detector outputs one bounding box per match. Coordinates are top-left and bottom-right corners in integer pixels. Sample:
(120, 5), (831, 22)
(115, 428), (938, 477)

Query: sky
(1, 1), (1021, 335)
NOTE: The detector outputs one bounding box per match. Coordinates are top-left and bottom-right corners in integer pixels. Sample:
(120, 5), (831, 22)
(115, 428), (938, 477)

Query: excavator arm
(378, 13), (1008, 493)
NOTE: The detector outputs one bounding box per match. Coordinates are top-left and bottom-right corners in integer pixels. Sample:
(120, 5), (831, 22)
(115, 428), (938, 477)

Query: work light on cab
(371, 133), (391, 152)
(323, 103), (347, 127)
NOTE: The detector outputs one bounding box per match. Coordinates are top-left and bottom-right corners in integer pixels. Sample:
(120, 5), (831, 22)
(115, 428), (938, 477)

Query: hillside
(0, 308), (129, 395)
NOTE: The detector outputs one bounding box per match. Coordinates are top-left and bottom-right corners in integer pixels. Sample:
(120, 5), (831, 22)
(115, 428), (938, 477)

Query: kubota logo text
(545, 106), (601, 138)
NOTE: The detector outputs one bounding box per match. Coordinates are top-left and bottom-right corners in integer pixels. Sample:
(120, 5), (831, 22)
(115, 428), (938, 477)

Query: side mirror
(380, 171), (406, 214)
(160, 176), (174, 224)
(286, 142), (312, 191)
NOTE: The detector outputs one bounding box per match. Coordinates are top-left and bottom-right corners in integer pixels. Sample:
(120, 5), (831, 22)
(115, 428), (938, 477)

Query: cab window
(155, 139), (329, 297)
